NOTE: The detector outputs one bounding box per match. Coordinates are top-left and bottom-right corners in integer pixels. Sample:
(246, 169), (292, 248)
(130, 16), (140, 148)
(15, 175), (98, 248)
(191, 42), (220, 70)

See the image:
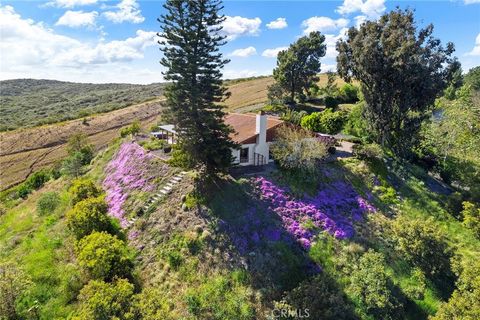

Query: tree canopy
(273, 31), (326, 103)
(337, 8), (458, 158)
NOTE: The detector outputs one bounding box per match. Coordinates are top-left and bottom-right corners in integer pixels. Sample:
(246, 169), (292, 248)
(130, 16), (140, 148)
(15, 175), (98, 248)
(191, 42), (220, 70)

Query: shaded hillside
(0, 79), (165, 131)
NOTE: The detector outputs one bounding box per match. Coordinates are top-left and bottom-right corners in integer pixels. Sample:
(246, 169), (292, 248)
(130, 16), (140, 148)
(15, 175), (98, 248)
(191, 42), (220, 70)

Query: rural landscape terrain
(1, 0), (479, 320)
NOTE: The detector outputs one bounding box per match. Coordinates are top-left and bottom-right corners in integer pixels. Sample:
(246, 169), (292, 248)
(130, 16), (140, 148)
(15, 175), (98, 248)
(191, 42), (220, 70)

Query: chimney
(256, 111), (267, 144)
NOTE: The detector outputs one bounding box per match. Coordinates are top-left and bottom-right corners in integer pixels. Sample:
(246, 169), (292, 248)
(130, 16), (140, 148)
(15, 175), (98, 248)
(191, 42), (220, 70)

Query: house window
(240, 148), (249, 163)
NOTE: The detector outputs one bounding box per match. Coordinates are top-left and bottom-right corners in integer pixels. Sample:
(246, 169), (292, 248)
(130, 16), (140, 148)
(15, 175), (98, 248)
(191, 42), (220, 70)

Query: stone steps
(129, 171), (188, 228)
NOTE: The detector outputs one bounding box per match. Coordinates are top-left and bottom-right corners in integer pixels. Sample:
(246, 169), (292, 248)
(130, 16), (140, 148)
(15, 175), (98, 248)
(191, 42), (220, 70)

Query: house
(152, 112), (284, 166)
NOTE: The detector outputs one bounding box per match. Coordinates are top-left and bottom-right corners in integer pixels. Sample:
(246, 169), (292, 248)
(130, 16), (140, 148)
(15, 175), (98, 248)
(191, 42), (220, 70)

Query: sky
(0, 0), (479, 84)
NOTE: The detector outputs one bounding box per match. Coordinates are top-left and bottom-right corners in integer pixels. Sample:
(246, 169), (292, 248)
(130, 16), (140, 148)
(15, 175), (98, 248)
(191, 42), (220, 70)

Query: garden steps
(128, 171), (188, 228)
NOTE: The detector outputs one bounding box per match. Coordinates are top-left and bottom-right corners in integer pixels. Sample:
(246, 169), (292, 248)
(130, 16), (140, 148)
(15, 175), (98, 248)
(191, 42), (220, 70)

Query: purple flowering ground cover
(255, 176), (376, 249)
(103, 142), (155, 227)
(221, 174), (376, 254)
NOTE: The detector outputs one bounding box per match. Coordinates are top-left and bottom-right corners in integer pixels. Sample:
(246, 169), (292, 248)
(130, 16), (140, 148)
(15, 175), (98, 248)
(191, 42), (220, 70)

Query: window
(240, 148), (249, 163)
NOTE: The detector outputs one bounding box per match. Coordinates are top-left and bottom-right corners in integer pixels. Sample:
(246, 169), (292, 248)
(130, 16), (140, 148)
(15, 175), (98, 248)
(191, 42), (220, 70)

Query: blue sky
(1, 0), (479, 83)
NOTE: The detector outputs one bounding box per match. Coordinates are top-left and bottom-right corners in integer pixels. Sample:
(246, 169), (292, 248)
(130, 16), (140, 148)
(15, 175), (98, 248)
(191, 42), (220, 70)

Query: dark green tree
(336, 9), (458, 158)
(159, 0), (236, 177)
(273, 31), (326, 103)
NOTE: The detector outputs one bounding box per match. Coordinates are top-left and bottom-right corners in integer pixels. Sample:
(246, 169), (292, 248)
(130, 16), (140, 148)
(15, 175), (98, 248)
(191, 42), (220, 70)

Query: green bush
(461, 201), (480, 239)
(16, 184), (32, 199)
(69, 178), (102, 205)
(280, 109), (307, 125)
(25, 170), (51, 190)
(347, 250), (402, 319)
(324, 96), (338, 109)
(167, 147), (195, 169)
(392, 216), (453, 279)
(132, 288), (175, 320)
(76, 232), (133, 281)
(0, 262), (32, 320)
(37, 192), (61, 216)
(352, 143), (384, 161)
(120, 121), (141, 138)
(343, 102), (371, 139)
(338, 83), (359, 103)
(139, 138), (166, 151)
(184, 272), (254, 320)
(72, 278), (135, 320)
(283, 272), (355, 319)
(66, 196), (117, 240)
(300, 110), (345, 134)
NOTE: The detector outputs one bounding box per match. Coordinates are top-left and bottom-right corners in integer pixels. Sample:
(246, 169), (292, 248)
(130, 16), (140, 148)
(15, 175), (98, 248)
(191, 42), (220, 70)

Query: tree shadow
(203, 176), (359, 319)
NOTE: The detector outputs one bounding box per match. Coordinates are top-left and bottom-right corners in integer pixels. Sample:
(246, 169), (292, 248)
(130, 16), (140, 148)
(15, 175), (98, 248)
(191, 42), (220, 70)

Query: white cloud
(354, 15), (367, 27)
(464, 0), (480, 4)
(55, 10), (98, 28)
(46, 0), (98, 8)
(230, 46), (257, 57)
(262, 47), (288, 58)
(336, 0), (386, 19)
(223, 69), (259, 79)
(0, 5), (158, 82)
(266, 17), (287, 30)
(301, 16), (349, 34)
(466, 33), (480, 56)
(103, 0), (144, 24)
(221, 16), (261, 40)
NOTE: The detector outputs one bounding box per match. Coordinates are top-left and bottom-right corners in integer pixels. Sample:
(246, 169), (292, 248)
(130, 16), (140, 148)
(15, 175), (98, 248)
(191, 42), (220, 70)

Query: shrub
(280, 109), (307, 125)
(132, 288), (175, 320)
(300, 110), (345, 134)
(347, 250), (402, 319)
(25, 170), (50, 190)
(72, 278), (135, 320)
(120, 121), (141, 138)
(62, 152), (87, 177)
(16, 184), (32, 199)
(343, 102), (371, 139)
(392, 217), (453, 279)
(66, 196), (116, 240)
(0, 262), (32, 320)
(76, 232), (133, 281)
(461, 201), (480, 238)
(167, 147), (195, 169)
(352, 143), (384, 161)
(284, 272), (355, 319)
(67, 133), (94, 165)
(432, 258), (480, 320)
(184, 273), (254, 320)
(270, 125), (327, 173)
(139, 138), (166, 151)
(338, 83), (359, 103)
(324, 96), (338, 108)
(37, 191), (61, 216)
(69, 178), (102, 205)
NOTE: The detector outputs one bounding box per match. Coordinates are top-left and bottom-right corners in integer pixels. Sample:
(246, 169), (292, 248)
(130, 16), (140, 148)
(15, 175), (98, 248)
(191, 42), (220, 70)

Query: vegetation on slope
(0, 79), (165, 131)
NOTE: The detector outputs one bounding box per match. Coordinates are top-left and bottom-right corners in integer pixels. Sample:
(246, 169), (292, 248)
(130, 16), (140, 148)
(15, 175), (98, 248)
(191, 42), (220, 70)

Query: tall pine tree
(159, 0), (236, 176)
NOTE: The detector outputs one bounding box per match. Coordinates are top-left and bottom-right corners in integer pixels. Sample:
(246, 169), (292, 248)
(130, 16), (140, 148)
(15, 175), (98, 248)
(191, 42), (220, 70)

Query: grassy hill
(1, 139), (477, 319)
(0, 79), (165, 131)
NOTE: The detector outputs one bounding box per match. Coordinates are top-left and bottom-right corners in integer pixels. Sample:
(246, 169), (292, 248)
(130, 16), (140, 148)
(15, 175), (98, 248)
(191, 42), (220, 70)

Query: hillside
(1, 139), (478, 319)
(0, 79), (165, 131)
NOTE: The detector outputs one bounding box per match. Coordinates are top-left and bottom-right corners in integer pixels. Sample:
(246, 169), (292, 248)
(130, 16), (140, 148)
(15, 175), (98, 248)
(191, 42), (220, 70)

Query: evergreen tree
(159, 0), (236, 176)
(336, 9), (458, 158)
(273, 31), (326, 103)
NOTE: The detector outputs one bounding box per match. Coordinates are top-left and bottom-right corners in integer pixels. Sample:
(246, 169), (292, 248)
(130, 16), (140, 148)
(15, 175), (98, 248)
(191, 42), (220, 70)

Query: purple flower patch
(254, 176), (376, 249)
(103, 142), (155, 227)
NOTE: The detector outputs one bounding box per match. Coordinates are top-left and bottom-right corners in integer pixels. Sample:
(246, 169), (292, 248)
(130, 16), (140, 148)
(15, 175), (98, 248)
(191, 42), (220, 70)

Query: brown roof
(224, 113), (284, 144)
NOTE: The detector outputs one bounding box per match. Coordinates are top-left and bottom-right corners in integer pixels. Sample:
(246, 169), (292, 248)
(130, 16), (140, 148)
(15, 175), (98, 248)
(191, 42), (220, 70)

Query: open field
(0, 100), (164, 190)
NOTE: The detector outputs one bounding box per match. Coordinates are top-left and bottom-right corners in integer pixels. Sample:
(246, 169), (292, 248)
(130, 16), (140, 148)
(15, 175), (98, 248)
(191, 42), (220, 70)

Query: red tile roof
(224, 113), (284, 144)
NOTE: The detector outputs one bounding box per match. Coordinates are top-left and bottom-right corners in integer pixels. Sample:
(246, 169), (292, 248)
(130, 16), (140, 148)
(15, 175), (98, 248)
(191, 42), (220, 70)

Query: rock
(181, 194), (187, 202)
(201, 230), (211, 240)
(181, 203), (188, 211)
(194, 225), (203, 233)
(248, 251), (256, 257)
